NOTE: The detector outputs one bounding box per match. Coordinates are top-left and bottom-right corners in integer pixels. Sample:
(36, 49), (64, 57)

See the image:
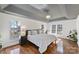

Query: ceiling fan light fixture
(46, 15), (51, 19)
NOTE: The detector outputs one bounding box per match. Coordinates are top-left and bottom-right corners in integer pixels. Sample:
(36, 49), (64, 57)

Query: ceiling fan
(43, 8), (51, 19)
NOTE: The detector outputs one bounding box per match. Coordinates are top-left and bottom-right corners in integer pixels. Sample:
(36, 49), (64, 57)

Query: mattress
(27, 34), (57, 53)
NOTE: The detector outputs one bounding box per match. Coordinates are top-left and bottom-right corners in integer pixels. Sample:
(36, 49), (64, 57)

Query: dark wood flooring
(0, 38), (79, 54)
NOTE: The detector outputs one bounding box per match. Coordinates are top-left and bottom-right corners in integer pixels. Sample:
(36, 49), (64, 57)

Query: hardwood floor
(0, 38), (79, 54)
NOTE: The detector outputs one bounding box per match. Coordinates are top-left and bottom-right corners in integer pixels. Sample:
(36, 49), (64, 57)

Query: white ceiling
(30, 4), (47, 10)
(0, 4), (79, 22)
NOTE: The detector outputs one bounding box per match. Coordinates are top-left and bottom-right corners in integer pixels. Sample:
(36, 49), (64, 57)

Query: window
(57, 24), (62, 34)
(10, 20), (20, 40)
(51, 24), (62, 34)
(52, 25), (56, 33)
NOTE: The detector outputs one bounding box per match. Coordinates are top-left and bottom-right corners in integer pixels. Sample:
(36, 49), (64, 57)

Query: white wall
(47, 19), (77, 38)
(76, 15), (79, 47)
(0, 12), (46, 48)
(0, 12), (77, 48)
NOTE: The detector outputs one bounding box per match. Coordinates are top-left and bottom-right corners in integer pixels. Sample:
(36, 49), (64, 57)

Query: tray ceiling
(0, 4), (79, 22)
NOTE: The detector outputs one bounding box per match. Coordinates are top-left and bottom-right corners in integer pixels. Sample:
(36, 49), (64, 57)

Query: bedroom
(0, 4), (79, 54)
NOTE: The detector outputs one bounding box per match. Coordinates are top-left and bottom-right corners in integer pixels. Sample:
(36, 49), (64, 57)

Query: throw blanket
(27, 34), (57, 53)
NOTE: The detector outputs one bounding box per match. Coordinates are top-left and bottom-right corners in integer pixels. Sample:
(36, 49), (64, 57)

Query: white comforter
(27, 34), (57, 53)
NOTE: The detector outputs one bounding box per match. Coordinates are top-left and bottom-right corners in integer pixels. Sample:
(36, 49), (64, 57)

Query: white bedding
(27, 34), (57, 53)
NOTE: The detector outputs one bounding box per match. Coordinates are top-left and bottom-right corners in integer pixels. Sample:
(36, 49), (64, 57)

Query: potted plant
(0, 34), (2, 49)
(68, 30), (77, 42)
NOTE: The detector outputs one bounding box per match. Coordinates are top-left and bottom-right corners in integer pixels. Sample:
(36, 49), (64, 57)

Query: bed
(27, 34), (57, 53)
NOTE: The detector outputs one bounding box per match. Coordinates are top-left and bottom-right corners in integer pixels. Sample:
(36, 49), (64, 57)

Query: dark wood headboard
(26, 28), (44, 35)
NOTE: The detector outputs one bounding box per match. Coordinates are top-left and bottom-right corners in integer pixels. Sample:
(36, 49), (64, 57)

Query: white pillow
(32, 31), (37, 35)
(28, 31), (32, 35)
